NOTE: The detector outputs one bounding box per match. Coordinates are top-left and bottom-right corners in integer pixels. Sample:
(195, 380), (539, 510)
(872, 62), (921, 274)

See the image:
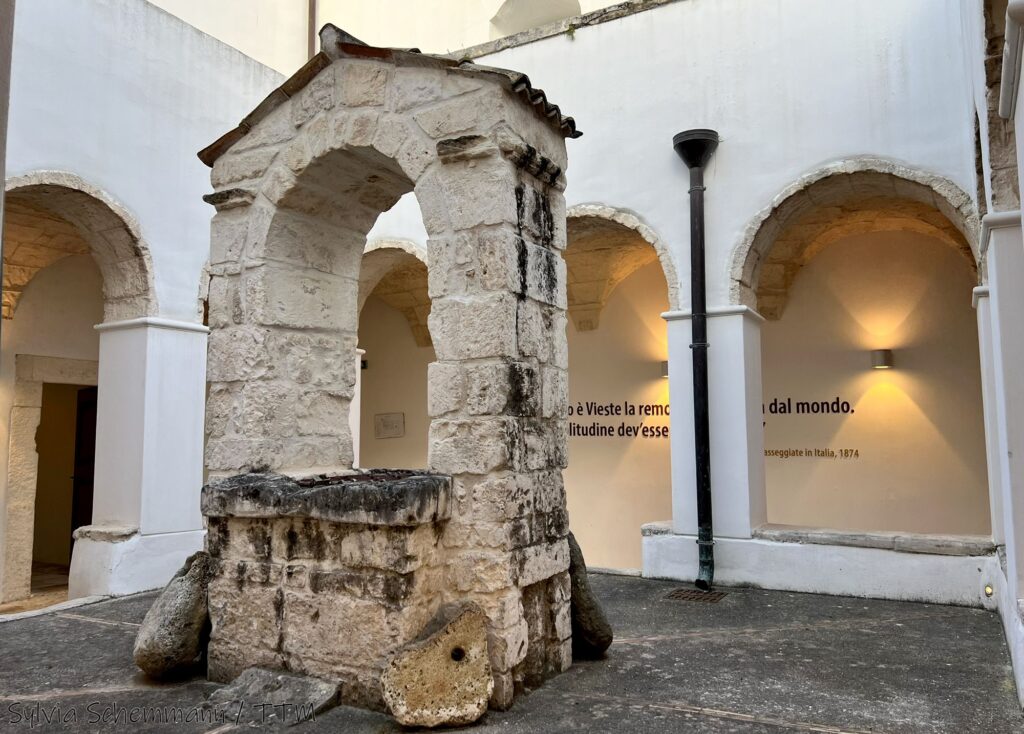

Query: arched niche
(565, 204), (679, 331)
(359, 240), (431, 347)
(4, 171), (156, 322)
(729, 159), (979, 320)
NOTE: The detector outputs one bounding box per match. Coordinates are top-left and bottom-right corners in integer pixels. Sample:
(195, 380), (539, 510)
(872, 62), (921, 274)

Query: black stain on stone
(234, 561), (246, 592)
(273, 588), (285, 653)
(206, 517), (229, 558)
(246, 522), (272, 561)
(508, 362), (537, 417)
(303, 519), (327, 561)
(286, 525), (299, 561)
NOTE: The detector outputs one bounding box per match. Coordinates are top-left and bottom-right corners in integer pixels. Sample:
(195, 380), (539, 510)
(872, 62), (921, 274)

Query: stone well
(203, 471), (450, 708)
(198, 25), (579, 711)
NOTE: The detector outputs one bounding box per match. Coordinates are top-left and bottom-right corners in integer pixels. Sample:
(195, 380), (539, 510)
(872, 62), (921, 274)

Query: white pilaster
(662, 306), (766, 540)
(69, 317), (209, 598)
(983, 214), (1024, 603)
(974, 286), (1004, 545)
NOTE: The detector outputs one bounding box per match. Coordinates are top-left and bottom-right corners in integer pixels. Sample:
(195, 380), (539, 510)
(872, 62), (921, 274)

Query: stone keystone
(381, 602), (493, 727)
(568, 532), (613, 659)
(133, 551), (212, 678)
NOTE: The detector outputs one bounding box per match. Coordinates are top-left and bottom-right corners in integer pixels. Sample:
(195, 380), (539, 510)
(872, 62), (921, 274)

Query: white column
(350, 348), (365, 468)
(664, 306), (766, 539)
(69, 317), (209, 598)
(985, 215), (1024, 604)
(974, 286), (1004, 545)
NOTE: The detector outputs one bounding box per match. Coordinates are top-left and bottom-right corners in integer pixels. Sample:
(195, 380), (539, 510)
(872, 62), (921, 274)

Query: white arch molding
(728, 157), (980, 319)
(565, 203), (680, 331)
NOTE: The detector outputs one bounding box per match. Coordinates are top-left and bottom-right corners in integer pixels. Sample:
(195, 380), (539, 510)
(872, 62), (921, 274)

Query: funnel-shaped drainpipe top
(673, 129), (720, 171)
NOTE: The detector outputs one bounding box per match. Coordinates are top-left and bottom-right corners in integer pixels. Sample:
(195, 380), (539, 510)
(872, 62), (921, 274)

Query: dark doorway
(31, 383), (96, 588)
(71, 386), (96, 535)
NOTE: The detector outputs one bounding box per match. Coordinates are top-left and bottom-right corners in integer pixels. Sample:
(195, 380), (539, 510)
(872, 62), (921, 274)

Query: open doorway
(31, 383), (96, 599)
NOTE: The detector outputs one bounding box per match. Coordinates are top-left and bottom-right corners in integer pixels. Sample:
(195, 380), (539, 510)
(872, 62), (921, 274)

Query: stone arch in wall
(4, 171), (157, 322)
(200, 25), (577, 708)
(359, 240), (431, 347)
(729, 158), (979, 319)
(565, 204), (679, 331)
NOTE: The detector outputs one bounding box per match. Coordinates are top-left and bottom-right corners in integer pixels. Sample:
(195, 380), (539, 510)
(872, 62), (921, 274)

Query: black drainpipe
(672, 129), (719, 591)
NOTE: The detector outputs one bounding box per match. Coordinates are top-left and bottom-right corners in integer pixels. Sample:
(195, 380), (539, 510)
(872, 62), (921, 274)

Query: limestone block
(429, 418), (513, 475)
(541, 366), (568, 419)
(296, 390), (352, 436)
(205, 437), (282, 475)
(268, 330), (356, 388)
(203, 667), (339, 727)
(450, 472), (533, 524)
(396, 134), (436, 182)
(207, 577), (286, 682)
(338, 61), (390, 107)
(206, 326), (273, 383)
(413, 89), (502, 139)
(292, 67), (337, 127)
(232, 103), (294, 154)
(427, 362), (465, 416)
(464, 362), (510, 415)
(390, 67), (483, 113)
(486, 613), (530, 673)
(243, 263), (357, 330)
(259, 209), (365, 276)
(381, 603), (493, 728)
(434, 160), (519, 230)
(212, 148), (278, 189)
(334, 107), (379, 147)
(428, 294), (518, 361)
(567, 532), (613, 659)
(371, 114), (412, 158)
(447, 550), (514, 593)
(514, 540), (569, 588)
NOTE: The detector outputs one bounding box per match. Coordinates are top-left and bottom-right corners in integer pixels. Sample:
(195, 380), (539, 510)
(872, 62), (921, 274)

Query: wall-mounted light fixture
(661, 361), (669, 378)
(871, 349), (894, 370)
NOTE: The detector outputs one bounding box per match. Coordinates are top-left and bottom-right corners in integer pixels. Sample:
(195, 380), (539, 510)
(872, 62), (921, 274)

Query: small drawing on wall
(374, 412), (405, 439)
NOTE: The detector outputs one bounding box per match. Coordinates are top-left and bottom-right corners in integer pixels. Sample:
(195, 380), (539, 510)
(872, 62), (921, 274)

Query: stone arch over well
(4, 171), (157, 322)
(200, 25), (578, 710)
(565, 204), (679, 331)
(729, 158), (979, 320)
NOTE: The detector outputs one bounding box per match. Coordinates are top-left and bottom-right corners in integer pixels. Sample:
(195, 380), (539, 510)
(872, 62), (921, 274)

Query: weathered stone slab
(381, 602), (493, 727)
(133, 551), (212, 678)
(567, 532), (612, 659)
(202, 470), (451, 527)
(204, 667), (339, 727)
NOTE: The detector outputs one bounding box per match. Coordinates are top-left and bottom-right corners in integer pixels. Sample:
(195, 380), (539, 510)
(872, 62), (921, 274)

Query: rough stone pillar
(70, 317), (208, 598)
(426, 152), (572, 708)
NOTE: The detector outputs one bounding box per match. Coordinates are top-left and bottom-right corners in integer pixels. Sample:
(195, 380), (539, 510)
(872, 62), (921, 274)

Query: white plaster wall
(473, 0), (976, 310)
(565, 261), (671, 570)
(761, 232), (989, 535)
(0, 0), (13, 266)
(357, 296), (434, 470)
(6, 0), (284, 322)
(145, 0), (308, 75)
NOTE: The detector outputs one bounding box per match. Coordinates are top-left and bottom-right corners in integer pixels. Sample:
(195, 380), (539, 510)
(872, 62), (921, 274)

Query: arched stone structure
(200, 26), (577, 710)
(729, 158), (979, 319)
(565, 204), (679, 331)
(359, 240), (431, 347)
(4, 171), (157, 322)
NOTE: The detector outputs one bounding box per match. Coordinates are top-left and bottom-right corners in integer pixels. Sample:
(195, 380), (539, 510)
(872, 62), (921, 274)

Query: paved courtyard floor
(0, 574), (1020, 732)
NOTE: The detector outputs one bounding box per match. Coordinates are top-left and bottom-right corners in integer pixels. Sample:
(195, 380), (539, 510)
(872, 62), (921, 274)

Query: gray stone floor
(0, 574), (1021, 732)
